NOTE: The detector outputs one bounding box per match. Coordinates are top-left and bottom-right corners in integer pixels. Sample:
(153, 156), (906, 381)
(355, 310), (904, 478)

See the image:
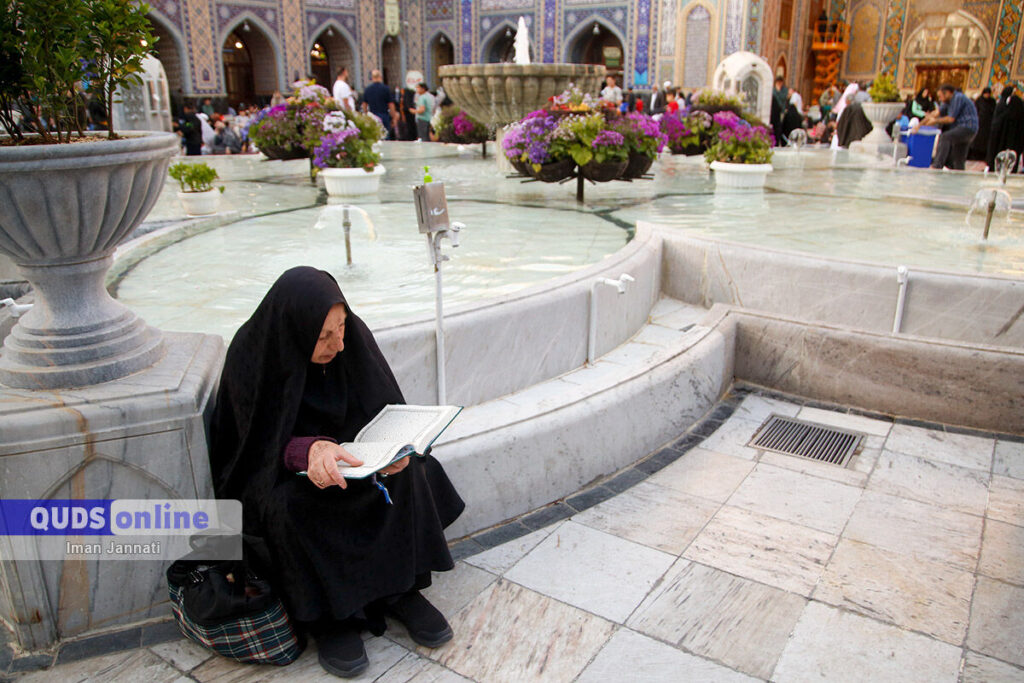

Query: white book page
(335, 442), (406, 479)
(355, 405), (460, 453)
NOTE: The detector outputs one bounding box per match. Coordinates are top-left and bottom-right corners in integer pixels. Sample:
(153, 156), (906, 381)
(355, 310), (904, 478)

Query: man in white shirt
(601, 76), (623, 106)
(332, 67), (355, 111)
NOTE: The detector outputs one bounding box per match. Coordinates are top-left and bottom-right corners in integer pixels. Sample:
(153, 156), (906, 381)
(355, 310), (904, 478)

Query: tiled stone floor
(16, 393), (1024, 682)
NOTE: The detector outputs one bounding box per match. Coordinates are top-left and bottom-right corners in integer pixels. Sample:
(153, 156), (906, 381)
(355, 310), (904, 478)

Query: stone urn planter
(177, 188), (221, 216)
(860, 102), (905, 145)
(709, 161), (773, 190)
(320, 166), (386, 197)
(0, 132), (178, 389)
(580, 159), (627, 182)
(622, 152), (655, 179)
(528, 158), (576, 183)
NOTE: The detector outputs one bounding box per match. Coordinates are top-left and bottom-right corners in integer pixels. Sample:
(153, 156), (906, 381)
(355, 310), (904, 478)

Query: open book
(303, 404), (462, 479)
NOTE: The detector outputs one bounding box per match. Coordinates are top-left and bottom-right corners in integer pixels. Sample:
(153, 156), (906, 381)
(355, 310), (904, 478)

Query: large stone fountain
(440, 62), (606, 127)
(439, 17), (605, 128)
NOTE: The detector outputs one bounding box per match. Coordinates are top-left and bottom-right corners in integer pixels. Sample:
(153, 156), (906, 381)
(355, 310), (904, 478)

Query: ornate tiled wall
(153, 0), (1020, 99)
(992, 0), (1022, 83)
(878, 0), (906, 76)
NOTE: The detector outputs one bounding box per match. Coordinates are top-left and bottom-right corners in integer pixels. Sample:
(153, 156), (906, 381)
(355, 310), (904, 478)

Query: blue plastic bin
(903, 126), (940, 168)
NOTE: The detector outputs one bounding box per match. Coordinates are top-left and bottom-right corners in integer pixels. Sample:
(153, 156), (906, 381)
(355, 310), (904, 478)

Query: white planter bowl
(321, 166), (386, 197)
(861, 102), (905, 145)
(709, 161), (773, 190)
(177, 188), (221, 216)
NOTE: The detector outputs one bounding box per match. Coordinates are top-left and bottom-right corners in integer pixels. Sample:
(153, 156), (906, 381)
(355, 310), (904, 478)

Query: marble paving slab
(733, 395), (801, 422)
(627, 560), (806, 679)
(967, 577), (1024, 667)
(149, 639), (214, 673)
(683, 506), (837, 596)
(426, 578), (615, 683)
(190, 635), (408, 682)
(867, 450), (990, 516)
(419, 562), (498, 628)
(647, 447), (755, 503)
(758, 450), (869, 487)
(503, 521), (676, 623)
(772, 601), (962, 682)
(796, 406), (893, 437)
(18, 649), (189, 683)
(576, 627), (758, 683)
(463, 526), (556, 575)
(843, 490), (983, 571)
(978, 519), (1024, 586)
(726, 463), (863, 535)
(572, 480), (720, 554)
(994, 440), (1024, 480)
(849, 445), (883, 476)
(987, 475), (1024, 525)
(961, 651), (1024, 683)
(883, 424), (995, 471)
(375, 653), (472, 682)
(698, 417), (766, 460)
(813, 538), (974, 645)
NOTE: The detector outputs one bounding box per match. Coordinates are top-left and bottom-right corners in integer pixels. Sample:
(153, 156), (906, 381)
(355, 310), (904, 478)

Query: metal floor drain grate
(749, 414), (863, 467)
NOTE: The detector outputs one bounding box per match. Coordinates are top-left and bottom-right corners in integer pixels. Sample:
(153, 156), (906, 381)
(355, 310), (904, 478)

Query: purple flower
(592, 130), (625, 148)
(312, 128), (360, 168)
(712, 111), (742, 130)
(453, 112), (475, 136)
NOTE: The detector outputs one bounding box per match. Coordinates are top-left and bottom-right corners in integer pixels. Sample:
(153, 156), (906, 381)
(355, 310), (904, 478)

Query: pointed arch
(427, 31), (455, 93)
(680, 2), (715, 89)
(308, 19), (361, 90)
(563, 16), (627, 83)
(219, 12), (285, 102)
(480, 20), (529, 63)
(146, 10), (192, 105)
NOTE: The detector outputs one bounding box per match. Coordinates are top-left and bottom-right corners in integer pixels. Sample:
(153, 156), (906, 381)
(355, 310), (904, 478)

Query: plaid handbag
(166, 559), (304, 665)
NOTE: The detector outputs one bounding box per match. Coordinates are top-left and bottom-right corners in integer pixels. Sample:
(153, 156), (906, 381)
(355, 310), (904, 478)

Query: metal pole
(892, 266), (909, 335)
(343, 206), (352, 265)
(983, 194), (996, 240)
(576, 170), (584, 203)
(431, 233), (447, 405)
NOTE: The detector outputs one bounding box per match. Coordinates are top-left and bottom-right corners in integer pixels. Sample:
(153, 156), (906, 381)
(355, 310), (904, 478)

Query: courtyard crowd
(155, 63), (1024, 175)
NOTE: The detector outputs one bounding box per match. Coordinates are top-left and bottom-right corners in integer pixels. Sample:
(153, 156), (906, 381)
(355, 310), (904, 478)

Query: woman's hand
(379, 456), (410, 477)
(307, 440), (363, 489)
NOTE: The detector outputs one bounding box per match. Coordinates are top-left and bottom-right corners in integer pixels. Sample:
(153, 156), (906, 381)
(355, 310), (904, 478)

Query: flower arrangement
(703, 110), (773, 165)
(547, 113), (608, 166)
(247, 79), (341, 156)
(590, 129), (629, 163)
(548, 83), (597, 112)
(659, 110), (699, 150)
(615, 112), (667, 158)
(434, 106), (490, 144)
(691, 89), (746, 112)
(311, 109), (384, 170)
(503, 110), (559, 166)
(867, 73), (901, 103)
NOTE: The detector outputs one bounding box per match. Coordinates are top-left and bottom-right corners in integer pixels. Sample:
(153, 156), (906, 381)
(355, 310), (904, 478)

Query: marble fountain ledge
(433, 295), (728, 538)
(27, 393), (1024, 682)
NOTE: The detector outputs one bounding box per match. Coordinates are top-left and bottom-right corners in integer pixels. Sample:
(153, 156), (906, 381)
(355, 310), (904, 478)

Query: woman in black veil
(209, 266), (465, 677)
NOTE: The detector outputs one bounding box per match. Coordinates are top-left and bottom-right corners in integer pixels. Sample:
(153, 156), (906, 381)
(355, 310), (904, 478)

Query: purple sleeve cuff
(284, 436), (337, 472)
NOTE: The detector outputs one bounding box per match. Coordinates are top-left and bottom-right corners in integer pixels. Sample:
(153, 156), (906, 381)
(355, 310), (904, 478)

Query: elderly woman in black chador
(209, 266), (465, 678)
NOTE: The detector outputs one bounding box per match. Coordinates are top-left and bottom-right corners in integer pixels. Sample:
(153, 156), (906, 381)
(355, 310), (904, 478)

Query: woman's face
(312, 304), (347, 364)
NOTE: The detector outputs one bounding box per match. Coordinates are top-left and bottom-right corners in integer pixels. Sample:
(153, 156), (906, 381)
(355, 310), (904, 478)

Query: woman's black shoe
(385, 591), (453, 648)
(316, 626), (368, 678)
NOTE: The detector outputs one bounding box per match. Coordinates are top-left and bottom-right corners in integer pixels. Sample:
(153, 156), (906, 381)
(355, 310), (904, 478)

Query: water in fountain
(513, 16), (530, 65)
